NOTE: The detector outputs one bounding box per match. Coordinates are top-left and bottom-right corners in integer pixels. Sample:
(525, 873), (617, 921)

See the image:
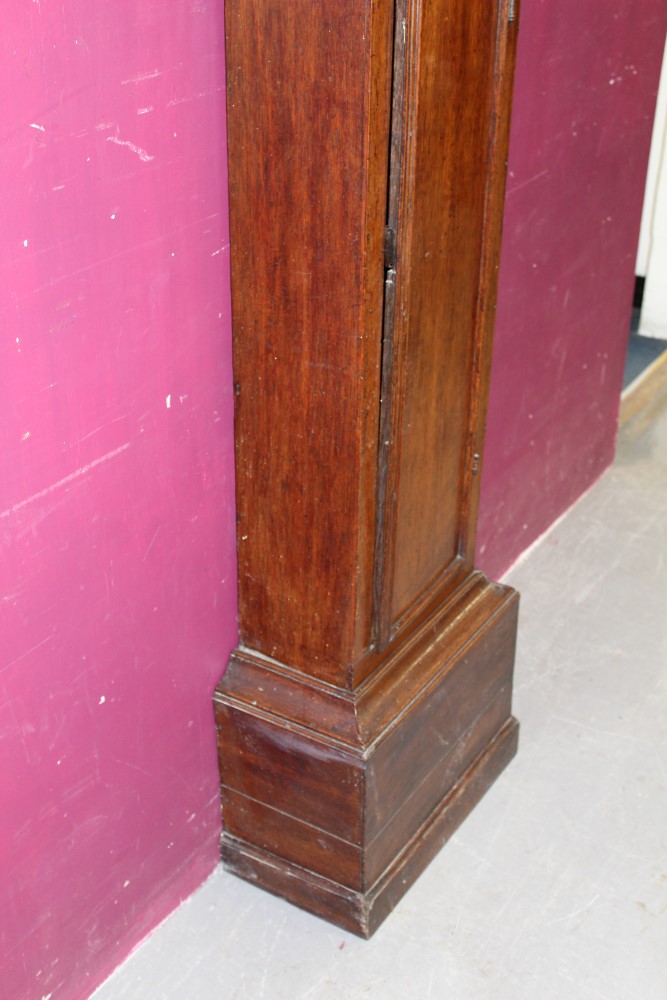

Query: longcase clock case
(214, 0), (521, 937)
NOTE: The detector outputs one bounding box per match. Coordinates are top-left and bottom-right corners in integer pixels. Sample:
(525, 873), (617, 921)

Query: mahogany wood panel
(376, 0), (521, 638)
(216, 0), (521, 937)
(226, 0), (393, 683)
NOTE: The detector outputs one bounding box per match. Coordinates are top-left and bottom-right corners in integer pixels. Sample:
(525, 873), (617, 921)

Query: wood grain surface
(376, 0), (520, 640)
(226, 0), (393, 683)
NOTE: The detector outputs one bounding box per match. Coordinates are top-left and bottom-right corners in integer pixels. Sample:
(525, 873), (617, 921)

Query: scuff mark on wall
(121, 68), (162, 85)
(106, 135), (154, 163)
(1, 444), (131, 519)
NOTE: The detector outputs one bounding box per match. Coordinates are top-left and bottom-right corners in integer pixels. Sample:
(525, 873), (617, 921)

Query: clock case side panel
(225, 0), (393, 684)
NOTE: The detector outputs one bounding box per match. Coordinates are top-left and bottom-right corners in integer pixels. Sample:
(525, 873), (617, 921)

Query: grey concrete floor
(94, 392), (667, 1000)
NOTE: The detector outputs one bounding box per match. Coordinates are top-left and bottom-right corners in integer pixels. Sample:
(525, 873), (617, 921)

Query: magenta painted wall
(1, 4), (236, 999)
(477, 1), (667, 579)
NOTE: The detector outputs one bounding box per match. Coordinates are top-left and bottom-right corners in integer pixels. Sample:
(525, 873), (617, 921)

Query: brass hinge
(384, 226), (397, 270)
(508, 0), (516, 22)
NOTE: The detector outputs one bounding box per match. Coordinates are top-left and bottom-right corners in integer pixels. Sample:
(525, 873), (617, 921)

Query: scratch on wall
(0, 443), (131, 520)
(121, 69), (162, 85)
(107, 135), (154, 163)
(165, 87), (224, 108)
(2, 635), (54, 677)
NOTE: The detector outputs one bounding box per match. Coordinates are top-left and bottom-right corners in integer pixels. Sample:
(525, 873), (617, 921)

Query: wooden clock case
(214, 0), (520, 937)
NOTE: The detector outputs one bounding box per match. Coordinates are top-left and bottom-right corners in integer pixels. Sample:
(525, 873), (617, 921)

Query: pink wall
(477, 0), (667, 579)
(1, 4), (236, 999)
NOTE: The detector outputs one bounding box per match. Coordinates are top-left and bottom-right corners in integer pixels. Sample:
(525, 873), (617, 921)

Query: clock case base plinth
(214, 575), (519, 938)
